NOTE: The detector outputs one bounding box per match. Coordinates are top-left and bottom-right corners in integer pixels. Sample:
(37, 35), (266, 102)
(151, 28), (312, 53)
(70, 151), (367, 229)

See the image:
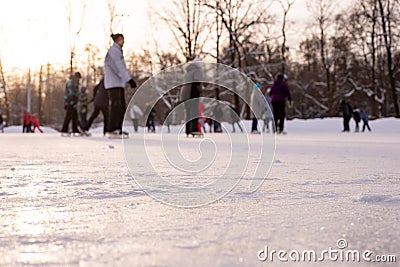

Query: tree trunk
(378, 0), (399, 117)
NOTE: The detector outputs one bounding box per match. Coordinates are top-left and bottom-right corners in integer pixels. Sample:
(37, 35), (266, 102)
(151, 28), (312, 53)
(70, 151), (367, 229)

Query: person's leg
(279, 102), (286, 132)
(108, 88), (123, 133)
(86, 106), (101, 131)
(344, 116), (350, 131)
(367, 122), (371, 132)
(251, 118), (258, 132)
(101, 107), (109, 135)
(61, 106), (73, 132)
(80, 112), (87, 130)
(133, 119), (139, 132)
(118, 89), (126, 132)
(272, 102), (280, 132)
(72, 108), (80, 133)
(362, 121), (366, 132)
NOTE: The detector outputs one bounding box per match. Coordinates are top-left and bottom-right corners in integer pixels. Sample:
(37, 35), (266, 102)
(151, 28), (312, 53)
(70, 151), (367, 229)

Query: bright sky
(0, 0), (153, 71)
(0, 0), (350, 73)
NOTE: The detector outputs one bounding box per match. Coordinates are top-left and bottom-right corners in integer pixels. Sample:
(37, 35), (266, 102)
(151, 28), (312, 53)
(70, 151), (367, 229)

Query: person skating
(104, 33), (137, 137)
(61, 72), (82, 135)
(339, 100), (352, 132)
(352, 106), (361, 132)
(269, 74), (292, 134)
(22, 112), (32, 133)
(129, 104), (143, 133)
(84, 78), (109, 135)
(31, 114), (43, 133)
(180, 56), (203, 136)
(360, 109), (372, 132)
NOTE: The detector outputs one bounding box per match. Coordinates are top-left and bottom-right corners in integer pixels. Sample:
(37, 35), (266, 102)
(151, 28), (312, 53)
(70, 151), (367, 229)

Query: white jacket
(104, 43), (131, 89)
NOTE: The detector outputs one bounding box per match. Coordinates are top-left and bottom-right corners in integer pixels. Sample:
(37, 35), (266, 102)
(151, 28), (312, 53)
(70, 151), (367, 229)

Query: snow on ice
(0, 118), (399, 266)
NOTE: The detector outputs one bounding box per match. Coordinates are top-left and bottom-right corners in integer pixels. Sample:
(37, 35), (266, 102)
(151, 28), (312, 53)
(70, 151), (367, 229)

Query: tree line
(0, 0), (399, 127)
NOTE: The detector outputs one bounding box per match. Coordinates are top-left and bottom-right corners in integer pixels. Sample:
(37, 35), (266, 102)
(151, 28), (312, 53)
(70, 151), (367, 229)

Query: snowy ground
(1, 118), (399, 266)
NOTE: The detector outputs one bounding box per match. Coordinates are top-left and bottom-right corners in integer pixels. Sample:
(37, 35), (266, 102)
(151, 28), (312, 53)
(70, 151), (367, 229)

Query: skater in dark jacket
(180, 56), (203, 136)
(339, 100), (352, 132)
(352, 106), (361, 132)
(269, 73), (291, 134)
(61, 72), (81, 134)
(360, 110), (371, 132)
(84, 78), (109, 135)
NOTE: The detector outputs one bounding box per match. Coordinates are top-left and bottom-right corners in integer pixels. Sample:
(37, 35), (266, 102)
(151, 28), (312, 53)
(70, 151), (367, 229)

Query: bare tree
(157, 0), (208, 60)
(307, 0), (336, 114)
(66, 0), (87, 75)
(278, 0), (296, 74)
(378, 0), (399, 117)
(0, 58), (10, 125)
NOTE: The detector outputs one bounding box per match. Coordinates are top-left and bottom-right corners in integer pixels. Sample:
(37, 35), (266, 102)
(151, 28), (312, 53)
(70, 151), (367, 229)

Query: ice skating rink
(1, 118), (399, 266)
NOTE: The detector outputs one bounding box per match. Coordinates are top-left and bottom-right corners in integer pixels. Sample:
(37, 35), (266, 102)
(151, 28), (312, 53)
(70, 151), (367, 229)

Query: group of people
(61, 33), (136, 136)
(339, 100), (371, 132)
(22, 112), (43, 133)
(251, 74), (292, 134)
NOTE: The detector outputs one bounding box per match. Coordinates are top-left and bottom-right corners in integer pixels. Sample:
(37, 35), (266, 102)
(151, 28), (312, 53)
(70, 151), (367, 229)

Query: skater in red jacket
(31, 115), (43, 133)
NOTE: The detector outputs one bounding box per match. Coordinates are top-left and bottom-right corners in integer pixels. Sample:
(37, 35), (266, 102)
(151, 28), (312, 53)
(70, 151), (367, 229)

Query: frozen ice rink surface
(1, 118), (399, 266)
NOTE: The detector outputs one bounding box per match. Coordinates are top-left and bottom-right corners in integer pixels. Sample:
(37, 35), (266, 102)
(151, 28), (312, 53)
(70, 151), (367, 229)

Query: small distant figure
(207, 118), (214, 133)
(352, 106), (361, 132)
(360, 110), (372, 132)
(31, 115), (43, 133)
(61, 72), (82, 134)
(213, 103), (223, 133)
(198, 101), (206, 133)
(269, 73), (292, 134)
(0, 113), (4, 133)
(251, 83), (264, 134)
(339, 100), (352, 132)
(180, 55), (203, 136)
(84, 78), (109, 135)
(23, 112), (32, 133)
(146, 108), (156, 133)
(263, 94), (273, 133)
(129, 104), (143, 133)
(231, 107), (243, 133)
(78, 86), (89, 130)
(164, 109), (173, 133)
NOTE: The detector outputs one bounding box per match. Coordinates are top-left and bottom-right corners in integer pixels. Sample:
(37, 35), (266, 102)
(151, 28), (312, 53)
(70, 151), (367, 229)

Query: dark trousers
(251, 118), (258, 132)
(86, 106), (109, 135)
(184, 100), (199, 134)
(343, 115), (351, 132)
(23, 124), (32, 133)
(362, 121), (371, 132)
(80, 112), (87, 130)
(108, 88), (125, 133)
(272, 101), (286, 132)
(62, 106), (80, 133)
(132, 119), (139, 132)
